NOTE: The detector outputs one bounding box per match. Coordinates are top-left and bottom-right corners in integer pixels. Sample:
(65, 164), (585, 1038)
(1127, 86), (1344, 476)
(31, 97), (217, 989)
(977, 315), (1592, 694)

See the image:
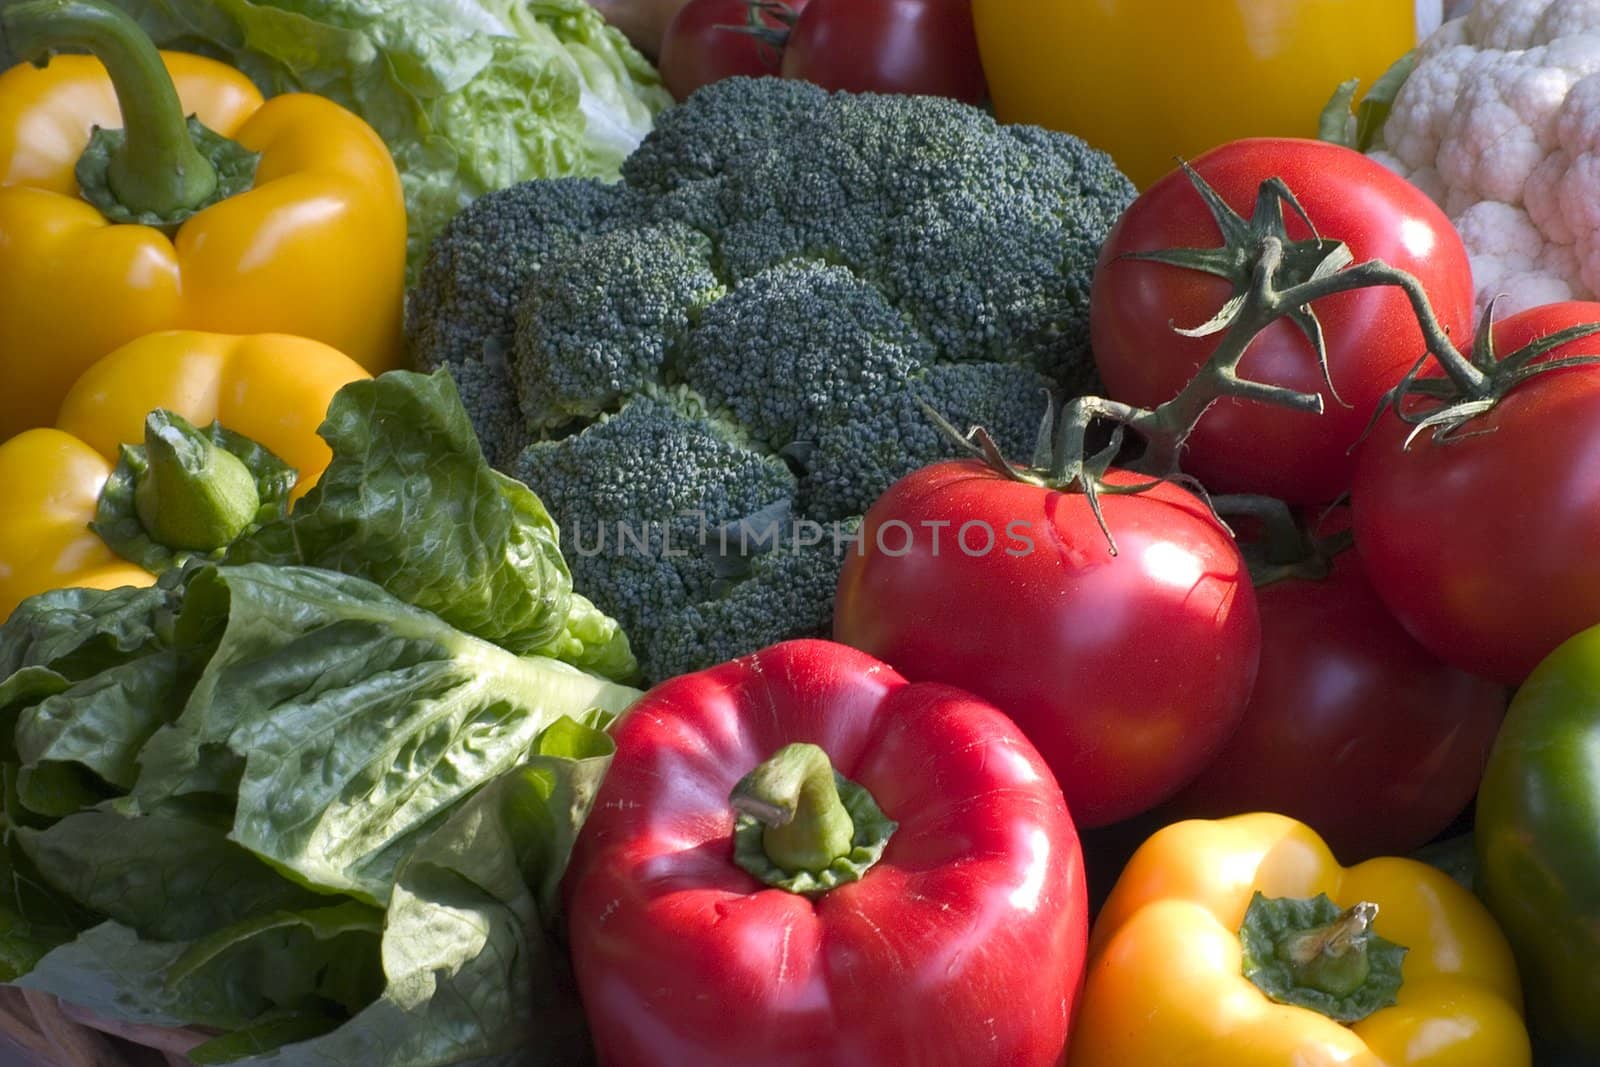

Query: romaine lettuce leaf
(14, 808), (325, 942)
(122, 563), (636, 903)
(6, 718), (614, 1065)
(0, 365), (640, 1065)
(226, 371), (631, 672)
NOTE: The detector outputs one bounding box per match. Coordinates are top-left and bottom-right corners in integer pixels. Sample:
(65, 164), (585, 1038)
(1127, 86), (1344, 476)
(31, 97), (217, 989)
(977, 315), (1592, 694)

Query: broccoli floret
(438, 347), (528, 470)
(410, 77), (1136, 682)
(512, 393), (805, 680)
(621, 78), (830, 195)
(407, 178), (637, 370)
(800, 363), (1057, 521)
(680, 260), (931, 450)
(640, 534), (845, 683)
(513, 222), (724, 430)
(634, 82), (1131, 382)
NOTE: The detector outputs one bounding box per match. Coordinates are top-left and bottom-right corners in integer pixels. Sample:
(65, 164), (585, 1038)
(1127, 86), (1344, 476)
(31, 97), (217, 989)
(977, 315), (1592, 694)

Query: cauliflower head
(1369, 0), (1600, 313)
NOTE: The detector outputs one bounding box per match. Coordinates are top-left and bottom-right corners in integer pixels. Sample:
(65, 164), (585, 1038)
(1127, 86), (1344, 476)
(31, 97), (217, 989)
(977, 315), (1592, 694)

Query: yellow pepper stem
(1277, 901), (1378, 998)
(1238, 891), (1407, 1024)
(134, 410), (261, 552)
(0, 0), (252, 221)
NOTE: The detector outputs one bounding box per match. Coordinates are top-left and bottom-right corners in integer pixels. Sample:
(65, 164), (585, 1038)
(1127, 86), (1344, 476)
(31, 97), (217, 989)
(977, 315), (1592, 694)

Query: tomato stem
(1285, 260), (1489, 397)
(1113, 235), (1327, 476)
(718, 0), (797, 48)
(1210, 494), (1351, 586)
(1032, 171), (1492, 544)
(920, 163), (1560, 555)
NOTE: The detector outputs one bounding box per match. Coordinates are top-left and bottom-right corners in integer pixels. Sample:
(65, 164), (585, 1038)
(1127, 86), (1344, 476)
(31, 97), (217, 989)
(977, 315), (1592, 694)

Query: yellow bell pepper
(1069, 813), (1530, 1067)
(0, 0), (405, 440)
(0, 331), (369, 620)
(971, 0), (1418, 188)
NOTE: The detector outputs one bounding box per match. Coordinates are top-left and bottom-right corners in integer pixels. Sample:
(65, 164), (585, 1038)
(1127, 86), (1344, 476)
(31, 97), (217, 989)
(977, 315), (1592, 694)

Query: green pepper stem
(730, 743), (855, 875)
(0, 0), (218, 215)
(134, 410), (261, 552)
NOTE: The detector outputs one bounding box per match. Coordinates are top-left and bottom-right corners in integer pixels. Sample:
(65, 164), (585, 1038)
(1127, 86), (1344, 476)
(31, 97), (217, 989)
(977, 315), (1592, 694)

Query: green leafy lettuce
(226, 371), (636, 679)
(111, 0), (674, 271)
(0, 370), (638, 1064)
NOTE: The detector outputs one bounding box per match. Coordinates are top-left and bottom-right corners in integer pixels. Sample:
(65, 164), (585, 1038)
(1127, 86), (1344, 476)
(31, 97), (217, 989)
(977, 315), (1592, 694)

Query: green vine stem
(1209, 494), (1352, 587)
(927, 162), (1600, 553)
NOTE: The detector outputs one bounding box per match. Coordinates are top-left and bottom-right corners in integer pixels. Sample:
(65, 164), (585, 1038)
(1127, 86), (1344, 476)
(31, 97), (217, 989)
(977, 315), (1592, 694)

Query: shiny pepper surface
(972, 0), (1418, 188)
(1070, 813), (1530, 1067)
(0, 1), (405, 439)
(0, 331), (369, 619)
(564, 639), (1089, 1067)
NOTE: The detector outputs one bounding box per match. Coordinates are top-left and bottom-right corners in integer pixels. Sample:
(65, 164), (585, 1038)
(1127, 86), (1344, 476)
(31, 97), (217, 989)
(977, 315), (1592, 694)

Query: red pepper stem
(731, 743), (855, 875)
(1, 0), (219, 216)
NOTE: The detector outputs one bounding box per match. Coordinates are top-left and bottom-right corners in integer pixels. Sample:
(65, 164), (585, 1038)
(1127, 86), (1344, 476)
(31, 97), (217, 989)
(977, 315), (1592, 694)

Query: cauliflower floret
(1454, 200), (1578, 308)
(1374, 0), (1600, 314)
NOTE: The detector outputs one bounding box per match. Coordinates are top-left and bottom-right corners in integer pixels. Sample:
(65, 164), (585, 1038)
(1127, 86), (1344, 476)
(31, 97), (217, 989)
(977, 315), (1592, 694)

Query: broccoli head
(514, 222), (725, 430)
(408, 178), (637, 373)
(408, 76), (1136, 682)
(680, 259), (932, 450)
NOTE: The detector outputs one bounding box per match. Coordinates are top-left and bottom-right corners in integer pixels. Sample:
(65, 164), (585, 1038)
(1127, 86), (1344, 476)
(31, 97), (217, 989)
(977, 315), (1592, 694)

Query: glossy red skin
(1091, 138), (1474, 505)
(781, 0), (987, 104)
(1166, 547), (1508, 862)
(659, 0), (810, 101)
(832, 460), (1260, 828)
(563, 639), (1087, 1067)
(1353, 301), (1600, 686)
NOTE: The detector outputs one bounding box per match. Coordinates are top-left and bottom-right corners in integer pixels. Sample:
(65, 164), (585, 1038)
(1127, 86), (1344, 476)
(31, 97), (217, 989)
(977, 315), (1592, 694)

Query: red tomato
(1352, 301), (1600, 685)
(1165, 546), (1508, 862)
(781, 0), (987, 104)
(659, 0), (808, 101)
(833, 460), (1260, 828)
(1090, 138), (1474, 505)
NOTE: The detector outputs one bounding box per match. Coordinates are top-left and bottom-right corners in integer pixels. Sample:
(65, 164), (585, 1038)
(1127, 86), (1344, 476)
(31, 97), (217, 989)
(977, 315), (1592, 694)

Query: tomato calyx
(718, 0), (800, 49)
(1211, 494), (1351, 587)
(1123, 162), (1358, 396)
(919, 395), (1174, 555)
(1373, 298), (1600, 449)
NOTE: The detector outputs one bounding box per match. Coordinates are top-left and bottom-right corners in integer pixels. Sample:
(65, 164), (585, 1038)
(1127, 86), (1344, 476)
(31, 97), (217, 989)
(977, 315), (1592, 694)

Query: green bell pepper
(1476, 623), (1600, 1057)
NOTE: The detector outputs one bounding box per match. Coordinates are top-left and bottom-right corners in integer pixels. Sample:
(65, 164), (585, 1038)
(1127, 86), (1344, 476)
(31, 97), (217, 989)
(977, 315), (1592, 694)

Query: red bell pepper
(563, 639), (1088, 1066)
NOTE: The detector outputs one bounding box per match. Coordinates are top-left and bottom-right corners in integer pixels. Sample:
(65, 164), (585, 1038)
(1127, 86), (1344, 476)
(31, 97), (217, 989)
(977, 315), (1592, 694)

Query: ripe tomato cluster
(834, 138), (1600, 862)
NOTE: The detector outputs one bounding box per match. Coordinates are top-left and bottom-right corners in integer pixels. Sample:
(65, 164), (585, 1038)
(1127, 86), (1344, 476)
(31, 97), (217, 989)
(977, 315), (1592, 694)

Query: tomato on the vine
(659, 0), (808, 101)
(833, 460), (1259, 828)
(1353, 301), (1600, 686)
(782, 0), (987, 104)
(1090, 138), (1473, 505)
(1166, 544), (1507, 862)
